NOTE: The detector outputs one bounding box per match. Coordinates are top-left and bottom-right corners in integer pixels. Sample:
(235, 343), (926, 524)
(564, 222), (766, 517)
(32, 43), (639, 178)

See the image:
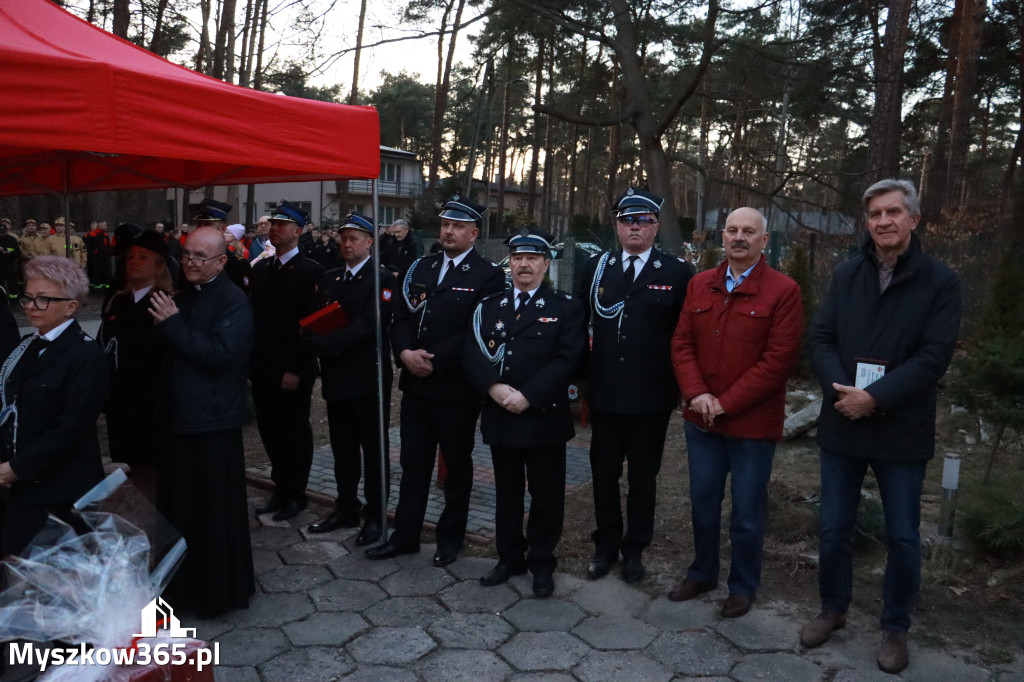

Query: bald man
(667, 207), (804, 618)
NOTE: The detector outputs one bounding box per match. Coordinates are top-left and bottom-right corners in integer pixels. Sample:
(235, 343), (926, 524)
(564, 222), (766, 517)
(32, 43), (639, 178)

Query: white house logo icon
(133, 597), (197, 639)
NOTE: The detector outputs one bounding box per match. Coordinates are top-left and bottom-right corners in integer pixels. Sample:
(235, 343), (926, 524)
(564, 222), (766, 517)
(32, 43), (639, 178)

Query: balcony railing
(344, 179), (422, 198)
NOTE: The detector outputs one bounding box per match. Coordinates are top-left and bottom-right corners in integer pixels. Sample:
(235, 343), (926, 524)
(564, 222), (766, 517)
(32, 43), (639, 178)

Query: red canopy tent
(0, 0), (379, 197)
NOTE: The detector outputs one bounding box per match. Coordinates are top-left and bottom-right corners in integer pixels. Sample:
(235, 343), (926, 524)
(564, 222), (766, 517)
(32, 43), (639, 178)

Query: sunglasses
(616, 215), (658, 226)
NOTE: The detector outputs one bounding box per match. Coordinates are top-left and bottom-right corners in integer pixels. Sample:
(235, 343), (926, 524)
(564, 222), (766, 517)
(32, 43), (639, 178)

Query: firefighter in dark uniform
(249, 201), (324, 521)
(366, 194), (504, 566)
(465, 228), (585, 597)
(303, 213), (397, 546)
(577, 187), (694, 584)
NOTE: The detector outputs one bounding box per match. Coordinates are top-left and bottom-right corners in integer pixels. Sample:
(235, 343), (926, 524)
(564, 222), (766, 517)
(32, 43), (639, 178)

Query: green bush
(961, 478), (1024, 555)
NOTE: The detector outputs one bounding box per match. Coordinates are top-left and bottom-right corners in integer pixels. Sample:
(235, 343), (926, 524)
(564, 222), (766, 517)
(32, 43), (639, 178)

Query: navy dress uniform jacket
(248, 252), (323, 384)
(313, 263), (398, 401)
(577, 248), (694, 414)
(391, 248), (504, 401)
(464, 284), (586, 448)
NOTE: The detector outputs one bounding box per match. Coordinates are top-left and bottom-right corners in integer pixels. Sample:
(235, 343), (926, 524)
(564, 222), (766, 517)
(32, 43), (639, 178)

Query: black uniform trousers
(389, 394), (479, 552)
(589, 409), (672, 560)
(491, 443), (566, 576)
(326, 396), (391, 521)
(252, 376), (315, 503)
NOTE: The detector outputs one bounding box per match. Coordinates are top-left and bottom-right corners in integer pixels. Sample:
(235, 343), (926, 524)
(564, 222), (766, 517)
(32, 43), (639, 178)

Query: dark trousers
(492, 443), (566, 576)
(684, 422), (776, 596)
(326, 396), (391, 521)
(818, 449), (927, 632)
(389, 394), (479, 552)
(589, 409), (672, 560)
(1, 499), (79, 558)
(252, 377), (314, 503)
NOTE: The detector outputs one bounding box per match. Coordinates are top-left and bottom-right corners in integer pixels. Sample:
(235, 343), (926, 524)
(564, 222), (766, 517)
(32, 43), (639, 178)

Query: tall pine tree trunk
(867, 0), (911, 181)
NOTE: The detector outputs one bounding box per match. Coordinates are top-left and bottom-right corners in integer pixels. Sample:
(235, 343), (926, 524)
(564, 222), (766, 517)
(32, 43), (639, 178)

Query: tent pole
(371, 179), (388, 542)
(63, 158), (71, 260)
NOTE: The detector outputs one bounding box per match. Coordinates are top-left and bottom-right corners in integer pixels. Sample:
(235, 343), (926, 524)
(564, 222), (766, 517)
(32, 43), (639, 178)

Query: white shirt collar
(41, 318), (75, 342)
(277, 246), (300, 265)
(133, 285), (153, 303)
(347, 255), (371, 277)
(622, 247), (652, 270)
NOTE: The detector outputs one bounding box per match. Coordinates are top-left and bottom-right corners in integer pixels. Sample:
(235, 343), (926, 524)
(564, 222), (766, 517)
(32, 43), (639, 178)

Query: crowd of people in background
(0, 177), (959, 675)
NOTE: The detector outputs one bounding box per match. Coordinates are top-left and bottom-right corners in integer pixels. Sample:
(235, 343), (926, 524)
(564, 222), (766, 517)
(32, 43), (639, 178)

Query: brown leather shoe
(667, 578), (717, 602)
(800, 610), (847, 648)
(721, 592), (755, 618)
(877, 630), (909, 674)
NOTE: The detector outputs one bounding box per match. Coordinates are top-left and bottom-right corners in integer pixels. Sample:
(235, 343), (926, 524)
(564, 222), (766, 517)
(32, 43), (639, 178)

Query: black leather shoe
(365, 542), (419, 560)
(587, 554), (618, 580)
(355, 521), (383, 547)
(254, 496), (283, 516)
(622, 555), (645, 584)
(308, 510), (360, 534)
(532, 572), (555, 598)
(272, 499), (307, 522)
(433, 549), (458, 567)
(479, 563), (526, 587)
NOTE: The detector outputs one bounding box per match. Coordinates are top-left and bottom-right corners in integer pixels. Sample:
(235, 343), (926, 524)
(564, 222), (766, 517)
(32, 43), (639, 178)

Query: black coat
(809, 234), (961, 463)
(380, 233), (422, 277)
(98, 289), (165, 464)
(308, 262), (397, 402)
(464, 284), (585, 448)
(4, 320), (107, 504)
(156, 273), (254, 435)
(391, 248), (505, 403)
(577, 248), (694, 414)
(248, 252), (323, 385)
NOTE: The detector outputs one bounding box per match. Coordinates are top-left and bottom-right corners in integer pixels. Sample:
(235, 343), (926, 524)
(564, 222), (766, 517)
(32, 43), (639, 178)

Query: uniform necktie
(516, 291), (530, 319)
(438, 258), (454, 286)
(269, 258), (281, 275)
(624, 255), (639, 283)
(344, 270), (354, 283)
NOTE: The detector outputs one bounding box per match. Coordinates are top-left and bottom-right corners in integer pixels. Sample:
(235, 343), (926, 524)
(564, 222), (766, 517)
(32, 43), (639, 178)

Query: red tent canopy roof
(0, 0), (380, 196)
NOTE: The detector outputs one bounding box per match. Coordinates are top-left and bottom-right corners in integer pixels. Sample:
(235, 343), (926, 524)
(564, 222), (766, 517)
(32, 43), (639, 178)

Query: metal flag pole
(371, 178), (389, 541)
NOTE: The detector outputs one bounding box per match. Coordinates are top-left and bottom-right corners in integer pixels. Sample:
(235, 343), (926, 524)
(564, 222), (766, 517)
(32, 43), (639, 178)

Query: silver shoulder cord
(472, 301), (505, 371)
(590, 251), (626, 334)
(0, 336), (35, 460)
(400, 259), (427, 313)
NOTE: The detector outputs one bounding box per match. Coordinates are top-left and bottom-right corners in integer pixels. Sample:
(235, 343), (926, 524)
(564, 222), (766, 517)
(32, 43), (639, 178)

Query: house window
(382, 163), (401, 183)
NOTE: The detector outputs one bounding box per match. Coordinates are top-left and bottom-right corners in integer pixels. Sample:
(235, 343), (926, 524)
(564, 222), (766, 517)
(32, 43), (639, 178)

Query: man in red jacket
(669, 207), (803, 618)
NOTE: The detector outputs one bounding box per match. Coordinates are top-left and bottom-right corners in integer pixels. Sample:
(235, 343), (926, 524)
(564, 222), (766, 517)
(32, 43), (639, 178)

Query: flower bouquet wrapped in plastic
(0, 469), (206, 681)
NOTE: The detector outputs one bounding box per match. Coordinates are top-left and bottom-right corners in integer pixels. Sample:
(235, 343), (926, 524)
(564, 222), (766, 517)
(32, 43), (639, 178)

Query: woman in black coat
(0, 255), (108, 557)
(98, 230), (174, 503)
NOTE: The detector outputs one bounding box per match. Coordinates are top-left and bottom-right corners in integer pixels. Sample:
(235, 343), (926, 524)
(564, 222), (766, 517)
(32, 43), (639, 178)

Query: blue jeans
(818, 449), (926, 632)
(684, 422), (776, 596)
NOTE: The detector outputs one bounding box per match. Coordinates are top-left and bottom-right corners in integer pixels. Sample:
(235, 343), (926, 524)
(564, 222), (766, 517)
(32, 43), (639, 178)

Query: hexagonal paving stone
(252, 548), (284, 575)
(258, 564), (335, 593)
(716, 607), (801, 652)
(329, 554), (401, 581)
(731, 652), (823, 682)
(213, 666), (261, 682)
(342, 666), (420, 682)
(347, 627), (437, 666)
(573, 650), (674, 682)
(503, 598), (585, 632)
(257, 646), (355, 681)
(364, 596), (449, 628)
(900, 650), (993, 682)
(309, 578), (388, 612)
(499, 632), (592, 671)
(427, 612), (515, 649)
(507, 675), (577, 682)
(444, 556), (495, 581)
(642, 595), (719, 631)
(282, 612), (369, 646)
(249, 526), (304, 551)
(834, 671), (903, 682)
(228, 593), (315, 627)
(647, 631), (739, 676)
(279, 539), (351, 564)
(215, 627), (289, 666)
(439, 580), (519, 614)
(571, 578), (650, 618)
(415, 649), (512, 682)
(379, 566), (455, 597)
(573, 616), (658, 650)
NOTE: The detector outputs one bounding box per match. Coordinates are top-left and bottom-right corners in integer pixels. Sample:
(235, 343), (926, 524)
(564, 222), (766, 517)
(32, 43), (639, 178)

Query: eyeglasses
(616, 215), (658, 226)
(19, 295), (74, 310)
(181, 253), (221, 266)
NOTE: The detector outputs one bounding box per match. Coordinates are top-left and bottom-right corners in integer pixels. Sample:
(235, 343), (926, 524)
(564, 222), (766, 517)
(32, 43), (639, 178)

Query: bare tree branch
(656, 0), (725, 136)
(533, 102), (636, 127)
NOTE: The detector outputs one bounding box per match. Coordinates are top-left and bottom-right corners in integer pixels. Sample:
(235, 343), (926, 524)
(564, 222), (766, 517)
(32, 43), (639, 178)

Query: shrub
(961, 477), (1024, 555)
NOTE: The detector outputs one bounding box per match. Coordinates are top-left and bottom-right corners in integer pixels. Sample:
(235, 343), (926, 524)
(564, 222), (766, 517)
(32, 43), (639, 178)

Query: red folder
(300, 301), (350, 335)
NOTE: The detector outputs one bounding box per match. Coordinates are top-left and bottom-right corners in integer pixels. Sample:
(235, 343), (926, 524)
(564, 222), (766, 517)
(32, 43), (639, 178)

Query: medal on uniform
(653, 260), (662, 269)
(488, 340), (495, 349)
(461, 263), (471, 272)
(609, 257), (617, 266)
(495, 321), (504, 331)
(419, 292), (426, 301)
(535, 298), (545, 309)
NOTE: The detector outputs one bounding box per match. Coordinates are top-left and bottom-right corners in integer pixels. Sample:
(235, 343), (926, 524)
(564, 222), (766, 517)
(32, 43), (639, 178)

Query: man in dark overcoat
(577, 187), (694, 584)
(249, 201), (324, 521)
(303, 213), (397, 546)
(465, 228), (584, 597)
(366, 194), (504, 567)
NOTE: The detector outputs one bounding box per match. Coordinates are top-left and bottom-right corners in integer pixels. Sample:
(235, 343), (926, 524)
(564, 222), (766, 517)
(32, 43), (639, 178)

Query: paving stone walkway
(246, 428), (594, 538)
(198, 492), (1024, 682)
